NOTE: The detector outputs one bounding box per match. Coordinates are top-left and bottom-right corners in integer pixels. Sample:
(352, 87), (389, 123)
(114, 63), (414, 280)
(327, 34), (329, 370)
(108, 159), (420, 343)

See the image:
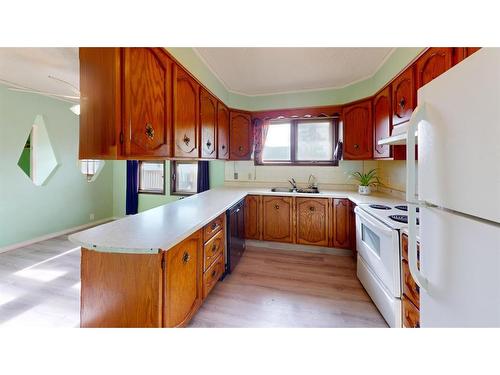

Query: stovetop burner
(389, 215), (420, 225)
(395, 205), (419, 212)
(369, 204), (391, 210)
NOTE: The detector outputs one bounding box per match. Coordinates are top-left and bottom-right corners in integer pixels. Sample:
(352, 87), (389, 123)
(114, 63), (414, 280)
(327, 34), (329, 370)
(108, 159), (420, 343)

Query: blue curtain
(126, 160), (139, 215)
(197, 161), (210, 193)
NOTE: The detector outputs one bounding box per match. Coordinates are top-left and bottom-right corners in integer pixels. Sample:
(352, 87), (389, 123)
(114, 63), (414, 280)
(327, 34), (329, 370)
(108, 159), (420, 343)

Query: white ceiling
(194, 47), (394, 95)
(0, 48), (79, 101)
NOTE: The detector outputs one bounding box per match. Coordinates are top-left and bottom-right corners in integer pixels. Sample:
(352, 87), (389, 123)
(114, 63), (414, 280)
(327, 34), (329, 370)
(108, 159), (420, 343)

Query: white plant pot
(358, 185), (371, 195)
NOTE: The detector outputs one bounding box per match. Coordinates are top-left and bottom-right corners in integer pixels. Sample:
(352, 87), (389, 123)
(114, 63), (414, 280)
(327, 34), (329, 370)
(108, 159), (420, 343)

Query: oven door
(355, 207), (401, 297)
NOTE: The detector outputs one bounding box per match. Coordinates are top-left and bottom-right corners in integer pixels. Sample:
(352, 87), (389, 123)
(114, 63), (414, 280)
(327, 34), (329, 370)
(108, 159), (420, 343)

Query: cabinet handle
(309, 206), (315, 212)
(238, 145), (243, 152)
(145, 123), (154, 140)
(211, 222), (218, 230)
(354, 144), (359, 149)
(221, 144), (226, 149)
(206, 139), (212, 149)
(182, 251), (191, 264)
(211, 244), (217, 253)
(399, 98), (406, 109)
(274, 204), (279, 210)
(183, 134), (190, 145)
(211, 269), (217, 278)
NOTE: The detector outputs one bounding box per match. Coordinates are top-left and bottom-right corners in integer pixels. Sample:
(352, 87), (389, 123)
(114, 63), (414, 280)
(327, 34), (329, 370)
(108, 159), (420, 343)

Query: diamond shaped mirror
(17, 115), (58, 186)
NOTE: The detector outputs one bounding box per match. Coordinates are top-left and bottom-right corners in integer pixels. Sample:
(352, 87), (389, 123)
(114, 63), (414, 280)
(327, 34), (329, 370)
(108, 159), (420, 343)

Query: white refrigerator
(405, 48), (500, 327)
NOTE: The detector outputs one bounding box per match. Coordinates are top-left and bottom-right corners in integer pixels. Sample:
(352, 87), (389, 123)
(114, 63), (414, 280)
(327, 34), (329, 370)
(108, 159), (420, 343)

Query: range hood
(377, 106), (424, 146)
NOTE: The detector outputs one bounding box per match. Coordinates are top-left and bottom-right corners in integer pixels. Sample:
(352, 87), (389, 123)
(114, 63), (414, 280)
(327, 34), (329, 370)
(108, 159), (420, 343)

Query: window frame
(138, 160), (166, 195)
(259, 117), (339, 166)
(170, 160), (199, 196)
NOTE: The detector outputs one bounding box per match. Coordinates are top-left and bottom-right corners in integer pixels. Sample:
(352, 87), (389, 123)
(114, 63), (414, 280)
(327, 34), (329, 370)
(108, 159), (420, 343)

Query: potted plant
(349, 169), (381, 195)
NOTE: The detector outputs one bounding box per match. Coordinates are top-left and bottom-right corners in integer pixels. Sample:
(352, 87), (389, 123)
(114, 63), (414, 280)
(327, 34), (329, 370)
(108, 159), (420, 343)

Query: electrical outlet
(234, 172), (238, 179)
(89, 213), (95, 221)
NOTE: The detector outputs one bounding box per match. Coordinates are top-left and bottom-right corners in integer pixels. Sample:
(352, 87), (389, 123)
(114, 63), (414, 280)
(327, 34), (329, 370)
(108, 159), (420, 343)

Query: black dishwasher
(225, 198), (245, 276)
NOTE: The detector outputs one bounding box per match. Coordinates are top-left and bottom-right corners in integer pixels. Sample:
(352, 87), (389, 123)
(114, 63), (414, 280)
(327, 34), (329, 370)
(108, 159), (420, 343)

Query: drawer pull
(182, 251), (191, 264)
(211, 222), (218, 230)
(206, 139), (212, 149)
(274, 204), (279, 210)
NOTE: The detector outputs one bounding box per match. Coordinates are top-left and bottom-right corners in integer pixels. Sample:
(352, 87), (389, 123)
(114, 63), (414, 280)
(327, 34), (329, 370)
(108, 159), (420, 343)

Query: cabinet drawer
(204, 229), (224, 271)
(402, 259), (420, 309)
(204, 213), (225, 242)
(403, 297), (420, 328)
(203, 254), (224, 299)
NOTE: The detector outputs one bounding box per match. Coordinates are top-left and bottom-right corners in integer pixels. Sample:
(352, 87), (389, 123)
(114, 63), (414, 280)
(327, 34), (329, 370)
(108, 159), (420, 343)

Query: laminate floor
(0, 237), (387, 328)
(189, 246), (387, 327)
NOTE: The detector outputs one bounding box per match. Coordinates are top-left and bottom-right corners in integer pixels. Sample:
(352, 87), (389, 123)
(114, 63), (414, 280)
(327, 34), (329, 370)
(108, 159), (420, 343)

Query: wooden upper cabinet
(373, 86), (392, 159)
(416, 48), (453, 89)
(453, 47), (481, 65)
(173, 65), (200, 158)
(79, 48), (122, 159)
(230, 111), (253, 160)
(262, 196), (293, 243)
(244, 195), (261, 240)
(217, 101), (230, 159)
(342, 100), (373, 160)
(296, 198), (329, 247)
(122, 48), (172, 158)
(392, 66), (415, 126)
(163, 231), (202, 328)
(332, 199), (351, 249)
(199, 88), (217, 159)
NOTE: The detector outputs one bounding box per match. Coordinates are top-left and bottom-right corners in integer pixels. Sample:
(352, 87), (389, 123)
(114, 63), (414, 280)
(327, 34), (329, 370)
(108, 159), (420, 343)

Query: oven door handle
(354, 207), (394, 236)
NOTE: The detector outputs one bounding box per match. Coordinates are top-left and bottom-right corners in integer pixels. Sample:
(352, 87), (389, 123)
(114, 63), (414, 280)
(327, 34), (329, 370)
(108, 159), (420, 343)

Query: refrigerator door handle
(406, 103), (426, 204)
(408, 203), (428, 291)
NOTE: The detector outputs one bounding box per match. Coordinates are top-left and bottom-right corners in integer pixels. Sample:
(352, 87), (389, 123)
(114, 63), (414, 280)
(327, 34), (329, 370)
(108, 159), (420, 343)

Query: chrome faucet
(288, 178), (298, 190)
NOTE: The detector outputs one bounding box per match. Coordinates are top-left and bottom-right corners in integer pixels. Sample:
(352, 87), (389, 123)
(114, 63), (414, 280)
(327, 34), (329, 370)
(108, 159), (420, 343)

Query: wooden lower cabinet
(332, 199), (351, 249)
(403, 297), (420, 328)
(296, 197), (329, 246)
(262, 196), (294, 243)
(244, 195), (262, 240)
(401, 233), (421, 328)
(203, 254), (225, 299)
(164, 231), (203, 328)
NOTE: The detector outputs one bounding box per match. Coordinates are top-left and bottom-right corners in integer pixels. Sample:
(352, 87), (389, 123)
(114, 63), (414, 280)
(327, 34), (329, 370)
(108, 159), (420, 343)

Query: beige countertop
(69, 186), (401, 254)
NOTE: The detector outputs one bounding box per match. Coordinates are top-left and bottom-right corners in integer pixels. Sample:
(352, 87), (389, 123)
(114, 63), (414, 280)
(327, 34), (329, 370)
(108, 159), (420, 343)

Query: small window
(171, 161), (198, 195)
(261, 118), (338, 165)
(139, 161), (165, 194)
(80, 160), (105, 182)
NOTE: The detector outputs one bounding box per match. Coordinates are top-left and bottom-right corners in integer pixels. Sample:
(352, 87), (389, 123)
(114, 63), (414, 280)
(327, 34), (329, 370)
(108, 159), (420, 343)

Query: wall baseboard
(245, 239), (354, 256)
(0, 217), (116, 254)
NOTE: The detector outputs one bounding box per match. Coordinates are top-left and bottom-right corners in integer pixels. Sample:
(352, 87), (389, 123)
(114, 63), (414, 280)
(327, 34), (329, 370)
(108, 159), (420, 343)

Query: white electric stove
(354, 203), (420, 327)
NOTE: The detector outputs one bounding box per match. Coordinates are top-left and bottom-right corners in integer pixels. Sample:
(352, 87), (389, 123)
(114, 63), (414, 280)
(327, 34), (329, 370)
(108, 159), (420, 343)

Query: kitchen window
(260, 118), (339, 165)
(171, 161), (198, 195)
(138, 161), (165, 194)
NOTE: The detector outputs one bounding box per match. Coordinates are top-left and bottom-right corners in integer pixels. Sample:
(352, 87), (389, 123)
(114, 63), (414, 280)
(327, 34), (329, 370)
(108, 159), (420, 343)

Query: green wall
(0, 84), (114, 248)
(166, 47), (424, 111)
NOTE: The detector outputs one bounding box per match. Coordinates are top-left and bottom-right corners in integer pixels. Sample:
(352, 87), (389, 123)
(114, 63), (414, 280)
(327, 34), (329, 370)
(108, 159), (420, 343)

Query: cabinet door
(230, 111), (252, 160)
(200, 88), (217, 159)
(343, 100), (373, 160)
(244, 195), (261, 240)
(332, 198), (351, 249)
(296, 198), (329, 246)
(123, 48), (172, 158)
(173, 65), (200, 158)
(164, 231), (202, 328)
(392, 66), (415, 126)
(79, 48), (121, 159)
(217, 101), (230, 159)
(349, 201), (356, 252)
(373, 87), (392, 159)
(416, 47), (453, 89)
(262, 196), (293, 243)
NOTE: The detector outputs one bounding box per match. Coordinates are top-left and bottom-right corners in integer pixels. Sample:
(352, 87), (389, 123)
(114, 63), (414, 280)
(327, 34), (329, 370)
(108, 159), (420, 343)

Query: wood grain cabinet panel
(203, 213), (225, 243)
(402, 259), (420, 309)
(373, 87), (392, 159)
(416, 47), (453, 89)
(342, 100), (373, 160)
(173, 65), (200, 158)
(79, 48), (122, 159)
(164, 231), (203, 328)
(229, 111), (253, 160)
(332, 199), (351, 249)
(200, 88), (217, 159)
(123, 48), (172, 158)
(217, 101), (230, 159)
(262, 196), (293, 243)
(244, 195), (262, 240)
(203, 254), (224, 299)
(392, 66), (415, 126)
(349, 201), (356, 252)
(203, 229), (224, 271)
(403, 297), (420, 328)
(296, 198), (329, 246)
(80, 249), (163, 328)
